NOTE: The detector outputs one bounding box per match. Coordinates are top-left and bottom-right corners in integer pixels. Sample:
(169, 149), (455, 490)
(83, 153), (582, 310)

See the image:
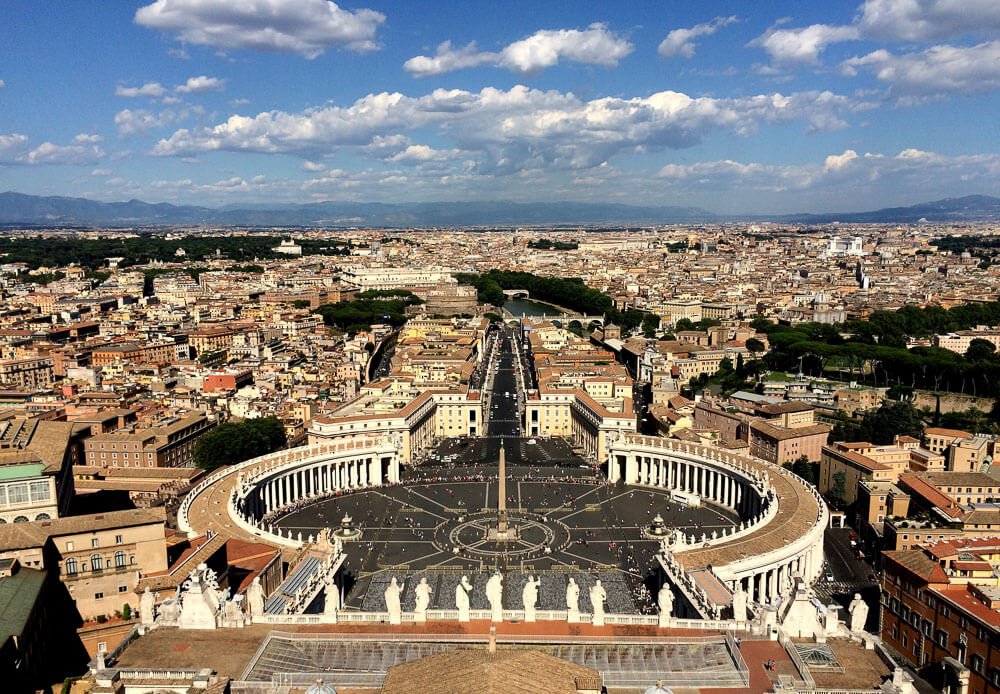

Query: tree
(966, 338), (997, 362)
(121, 604), (132, 621)
(830, 471), (847, 505)
(674, 318), (695, 332)
(746, 338), (766, 359)
(858, 400), (925, 445)
(783, 455), (817, 486)
(192, 417), (287, 471)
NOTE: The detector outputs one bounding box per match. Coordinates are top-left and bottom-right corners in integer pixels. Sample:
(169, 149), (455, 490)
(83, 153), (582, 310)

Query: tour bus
(670, 490), (701, 507)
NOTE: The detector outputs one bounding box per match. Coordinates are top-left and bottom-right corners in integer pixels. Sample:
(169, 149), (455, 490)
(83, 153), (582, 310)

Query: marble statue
(324, 580), (340, 616)
(731, 584), (748, 622)
(566, 577), (580, 616)
(657, 584), (674, 627)
(456, 575), (472, 622)
(139, 586), (156, 626)
(246, 576), (265, 616)
(384, 577), (403, 625)
(414, 578), (433, 622)
(849, 593), (869, 633)
(486, 572), (504, 622)
(590, 579), (607, 626)
(522, 575), (539, 622)
(178, 563), (227, 630)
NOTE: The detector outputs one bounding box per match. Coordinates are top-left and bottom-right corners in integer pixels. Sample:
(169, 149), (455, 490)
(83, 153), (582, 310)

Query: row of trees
(192, 417), (287, 471)
(527, 238), (578, 250)
(0, 235), (351, 270)
(756, 315), (1000, 397)
(313, 290), (423, 334)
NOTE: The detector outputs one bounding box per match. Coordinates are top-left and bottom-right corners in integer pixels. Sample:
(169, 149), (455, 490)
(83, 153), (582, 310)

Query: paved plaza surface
(277, 464), (740, 613)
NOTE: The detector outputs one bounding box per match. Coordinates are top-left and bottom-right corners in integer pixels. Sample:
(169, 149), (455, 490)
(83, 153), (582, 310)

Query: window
(66, 541), (74, 552)
(971, 654), (984, 674)
(94, 592), (103, 600)
(65, 558), (78, 575)
(118, 585), (128, 593)
(114, 551), (125, 568)
(91, 554), (102, 571)
(114, 535), (122, 545)
(936, 629), (949, 648)
(91, 538), (99, 548)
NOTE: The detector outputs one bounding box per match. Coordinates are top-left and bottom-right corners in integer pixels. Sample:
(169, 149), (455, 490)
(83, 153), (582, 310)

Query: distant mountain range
(0, 191), (998, 227)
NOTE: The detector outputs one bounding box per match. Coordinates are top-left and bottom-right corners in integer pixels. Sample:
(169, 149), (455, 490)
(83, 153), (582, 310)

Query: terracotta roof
(882, 549), (949, 583)
(0, 507), (166, 551)
(925, 427), (974, 439)
(379, 647), (601, 694)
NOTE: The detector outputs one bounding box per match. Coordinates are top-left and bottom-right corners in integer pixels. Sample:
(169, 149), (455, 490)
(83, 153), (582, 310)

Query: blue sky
(1, 0), (999, 214)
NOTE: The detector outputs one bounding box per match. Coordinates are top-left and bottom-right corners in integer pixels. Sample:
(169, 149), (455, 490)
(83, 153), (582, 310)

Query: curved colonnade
(610, 435), (828, 607)
(180, 431), (826, 616)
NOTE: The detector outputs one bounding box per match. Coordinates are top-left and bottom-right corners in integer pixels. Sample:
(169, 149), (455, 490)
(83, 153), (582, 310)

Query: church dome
(643, 683), (673, 694)
(305, 679), (337, 694)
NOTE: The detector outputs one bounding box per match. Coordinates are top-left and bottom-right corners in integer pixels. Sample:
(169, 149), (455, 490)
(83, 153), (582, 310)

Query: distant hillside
(2, 191), (998, 227)
(776, 195), (1000, 224)
(0, 192), (715, 227)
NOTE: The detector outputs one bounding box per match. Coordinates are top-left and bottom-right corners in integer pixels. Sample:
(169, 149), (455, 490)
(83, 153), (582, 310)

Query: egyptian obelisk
(496, 438), (508, 536)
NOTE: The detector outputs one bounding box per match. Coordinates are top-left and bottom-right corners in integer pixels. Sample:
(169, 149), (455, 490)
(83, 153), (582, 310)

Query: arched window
(13, 516), (28, 523)
(34, 513), (50, 521)
(65, 558), (78, 575)
(91, 554), (102, 571)
(114, 551), (126, 568)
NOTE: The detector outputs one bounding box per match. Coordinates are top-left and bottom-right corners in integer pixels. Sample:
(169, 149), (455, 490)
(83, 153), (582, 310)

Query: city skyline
(2, 0), (1000, 214)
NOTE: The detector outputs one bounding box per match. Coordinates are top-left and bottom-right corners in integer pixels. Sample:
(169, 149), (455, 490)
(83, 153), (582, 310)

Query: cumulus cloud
(658, 16), (737, 59)
(403, 41), (497, 78)
(115, 107), (201, 137)
(150, 85), (858, 174)
(175, 75), (225, 93)
(841, 40), (1000, 100)
(656, 147), (1000, 205)
(0, 133), (105, 166)
(750, 23), (860, 65)
(857, 0), (1000, 41)
(134, 0), (385, 58)
(300, 160), (326, 172)
(388, 144), (464, 163)
(404, 24), (632, 77)
(116, 81), (167, 98)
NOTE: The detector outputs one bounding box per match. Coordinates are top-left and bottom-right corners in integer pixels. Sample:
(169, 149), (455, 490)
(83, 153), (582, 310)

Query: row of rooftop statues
(383, 572), (611, 624)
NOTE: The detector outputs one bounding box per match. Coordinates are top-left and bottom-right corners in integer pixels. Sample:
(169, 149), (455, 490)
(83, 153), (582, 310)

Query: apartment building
(881, 538), (1000, 694)
(0, 357), (54, 389)
(83, 412), (214, 468)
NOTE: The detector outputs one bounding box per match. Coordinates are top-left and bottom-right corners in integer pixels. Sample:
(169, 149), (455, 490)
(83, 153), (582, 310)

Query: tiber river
(502, 298), (568, 317)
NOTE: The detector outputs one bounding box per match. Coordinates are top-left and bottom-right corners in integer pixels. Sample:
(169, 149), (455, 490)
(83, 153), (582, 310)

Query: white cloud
(151, 85), (858, 174)
(656, 147), (1000, 204)
(750, 23), (860, 65)
(115, 107), (200, 137)
(842, 40), (1000, 100)
(134, 0), (385, 58)
(824, 149), (859, 171)
(857, 0), (1000, 41)
(0, 80), (5, 89)
(658, 16), (737, 59)
(301, 160), (326, 172)
(175, 75), (225, 93)
(388, 144), (463, 163)
(404, 24), (632, 77)
(91, 168), (113, 176)
(403, 41), (497, 78)
(0, 133), (104, 165)
(116, 81), (167, 98)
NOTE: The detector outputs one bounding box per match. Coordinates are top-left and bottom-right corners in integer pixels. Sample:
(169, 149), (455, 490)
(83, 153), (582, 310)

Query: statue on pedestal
(456, 575), (472, 622)
(384, 577), (403, 625)
(731, 584), (748, 622)
(414, 577), (433, 622)
(522, 576), (539, 622)
(590, 580), (607, 626)
(657, 584), (673, 627)
(486, 572), (504, 622)
(140, 587), (157, 626)
(246, 576), (265, 617)
(849, 593), (869, 633)
(566, 577), (580, 621)
(324, 580), (340, 616)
